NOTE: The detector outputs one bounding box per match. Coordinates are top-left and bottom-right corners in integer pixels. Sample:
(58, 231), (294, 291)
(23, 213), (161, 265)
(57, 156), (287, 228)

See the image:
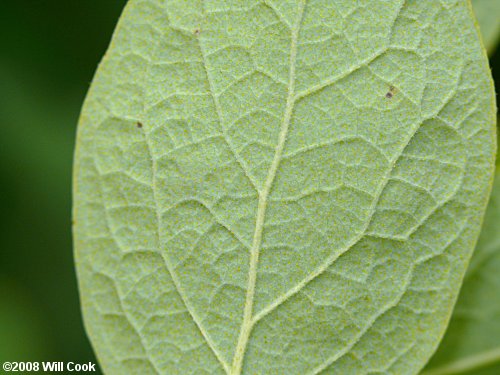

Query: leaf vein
(197, 39), (261, 194)
(140, 33), (231, 370)
(252, 49), (465, 325)
(253, 114), (429, 325)
(230, 2), (306, 373)
(91, 154), (162, 374)
(308, 262), (415, 375)
(143, 127), (231, 373)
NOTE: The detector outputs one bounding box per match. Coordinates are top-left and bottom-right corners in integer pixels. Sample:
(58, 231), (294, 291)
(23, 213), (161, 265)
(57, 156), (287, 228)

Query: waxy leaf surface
(73, 1), (496, 374)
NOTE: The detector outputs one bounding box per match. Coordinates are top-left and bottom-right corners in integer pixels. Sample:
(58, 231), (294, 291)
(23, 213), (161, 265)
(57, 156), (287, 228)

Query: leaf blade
(73, 1), (497, 374)
(422, 168), (500, 375)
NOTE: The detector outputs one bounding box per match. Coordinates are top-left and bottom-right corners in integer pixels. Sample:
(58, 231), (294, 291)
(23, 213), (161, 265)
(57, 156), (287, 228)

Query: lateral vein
(143, 130), (231, 373)
(252, 59), (464, 326)
(197, 38), (261, 194)
(140, 32), (230, 373)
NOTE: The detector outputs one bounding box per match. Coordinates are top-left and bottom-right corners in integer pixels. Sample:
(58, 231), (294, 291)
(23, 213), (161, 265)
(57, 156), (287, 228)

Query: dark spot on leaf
(194, 28), (201, 36)
(136, 121), (143, 128)
(385, 85), (396, 99)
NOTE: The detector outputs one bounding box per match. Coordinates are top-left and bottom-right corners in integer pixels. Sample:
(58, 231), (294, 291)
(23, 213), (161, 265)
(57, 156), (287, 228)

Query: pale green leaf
(421, 168), (500, 375)
(472, 0), (500, 55)
(73, 1), (497, 374)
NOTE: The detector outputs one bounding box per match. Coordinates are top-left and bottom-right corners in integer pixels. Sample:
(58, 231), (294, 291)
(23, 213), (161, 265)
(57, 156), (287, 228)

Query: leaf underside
(73, 1), (496, 374)
(421, 2), (500, 373)
(422, 167), (500, 375)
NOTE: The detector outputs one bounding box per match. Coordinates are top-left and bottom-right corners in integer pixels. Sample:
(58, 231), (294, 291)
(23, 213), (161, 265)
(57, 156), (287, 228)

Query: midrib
(229, 3), (306, 374)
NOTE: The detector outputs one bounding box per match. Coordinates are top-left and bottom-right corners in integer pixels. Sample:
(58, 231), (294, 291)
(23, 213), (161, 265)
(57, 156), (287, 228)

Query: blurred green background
(0, 1), (498, 374)
(0, 1), (126, 370)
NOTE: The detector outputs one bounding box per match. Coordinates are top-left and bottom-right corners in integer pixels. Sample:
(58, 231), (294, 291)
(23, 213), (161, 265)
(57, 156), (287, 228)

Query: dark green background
(0, 1), (126, 371)
(0, 1), (498, 373)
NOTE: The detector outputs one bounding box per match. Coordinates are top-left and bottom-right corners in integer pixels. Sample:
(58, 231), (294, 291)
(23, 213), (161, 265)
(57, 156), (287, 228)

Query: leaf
(421, 167), (500, 375)
(472, 0), (500, 55)
(73, 1), (496, 374)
